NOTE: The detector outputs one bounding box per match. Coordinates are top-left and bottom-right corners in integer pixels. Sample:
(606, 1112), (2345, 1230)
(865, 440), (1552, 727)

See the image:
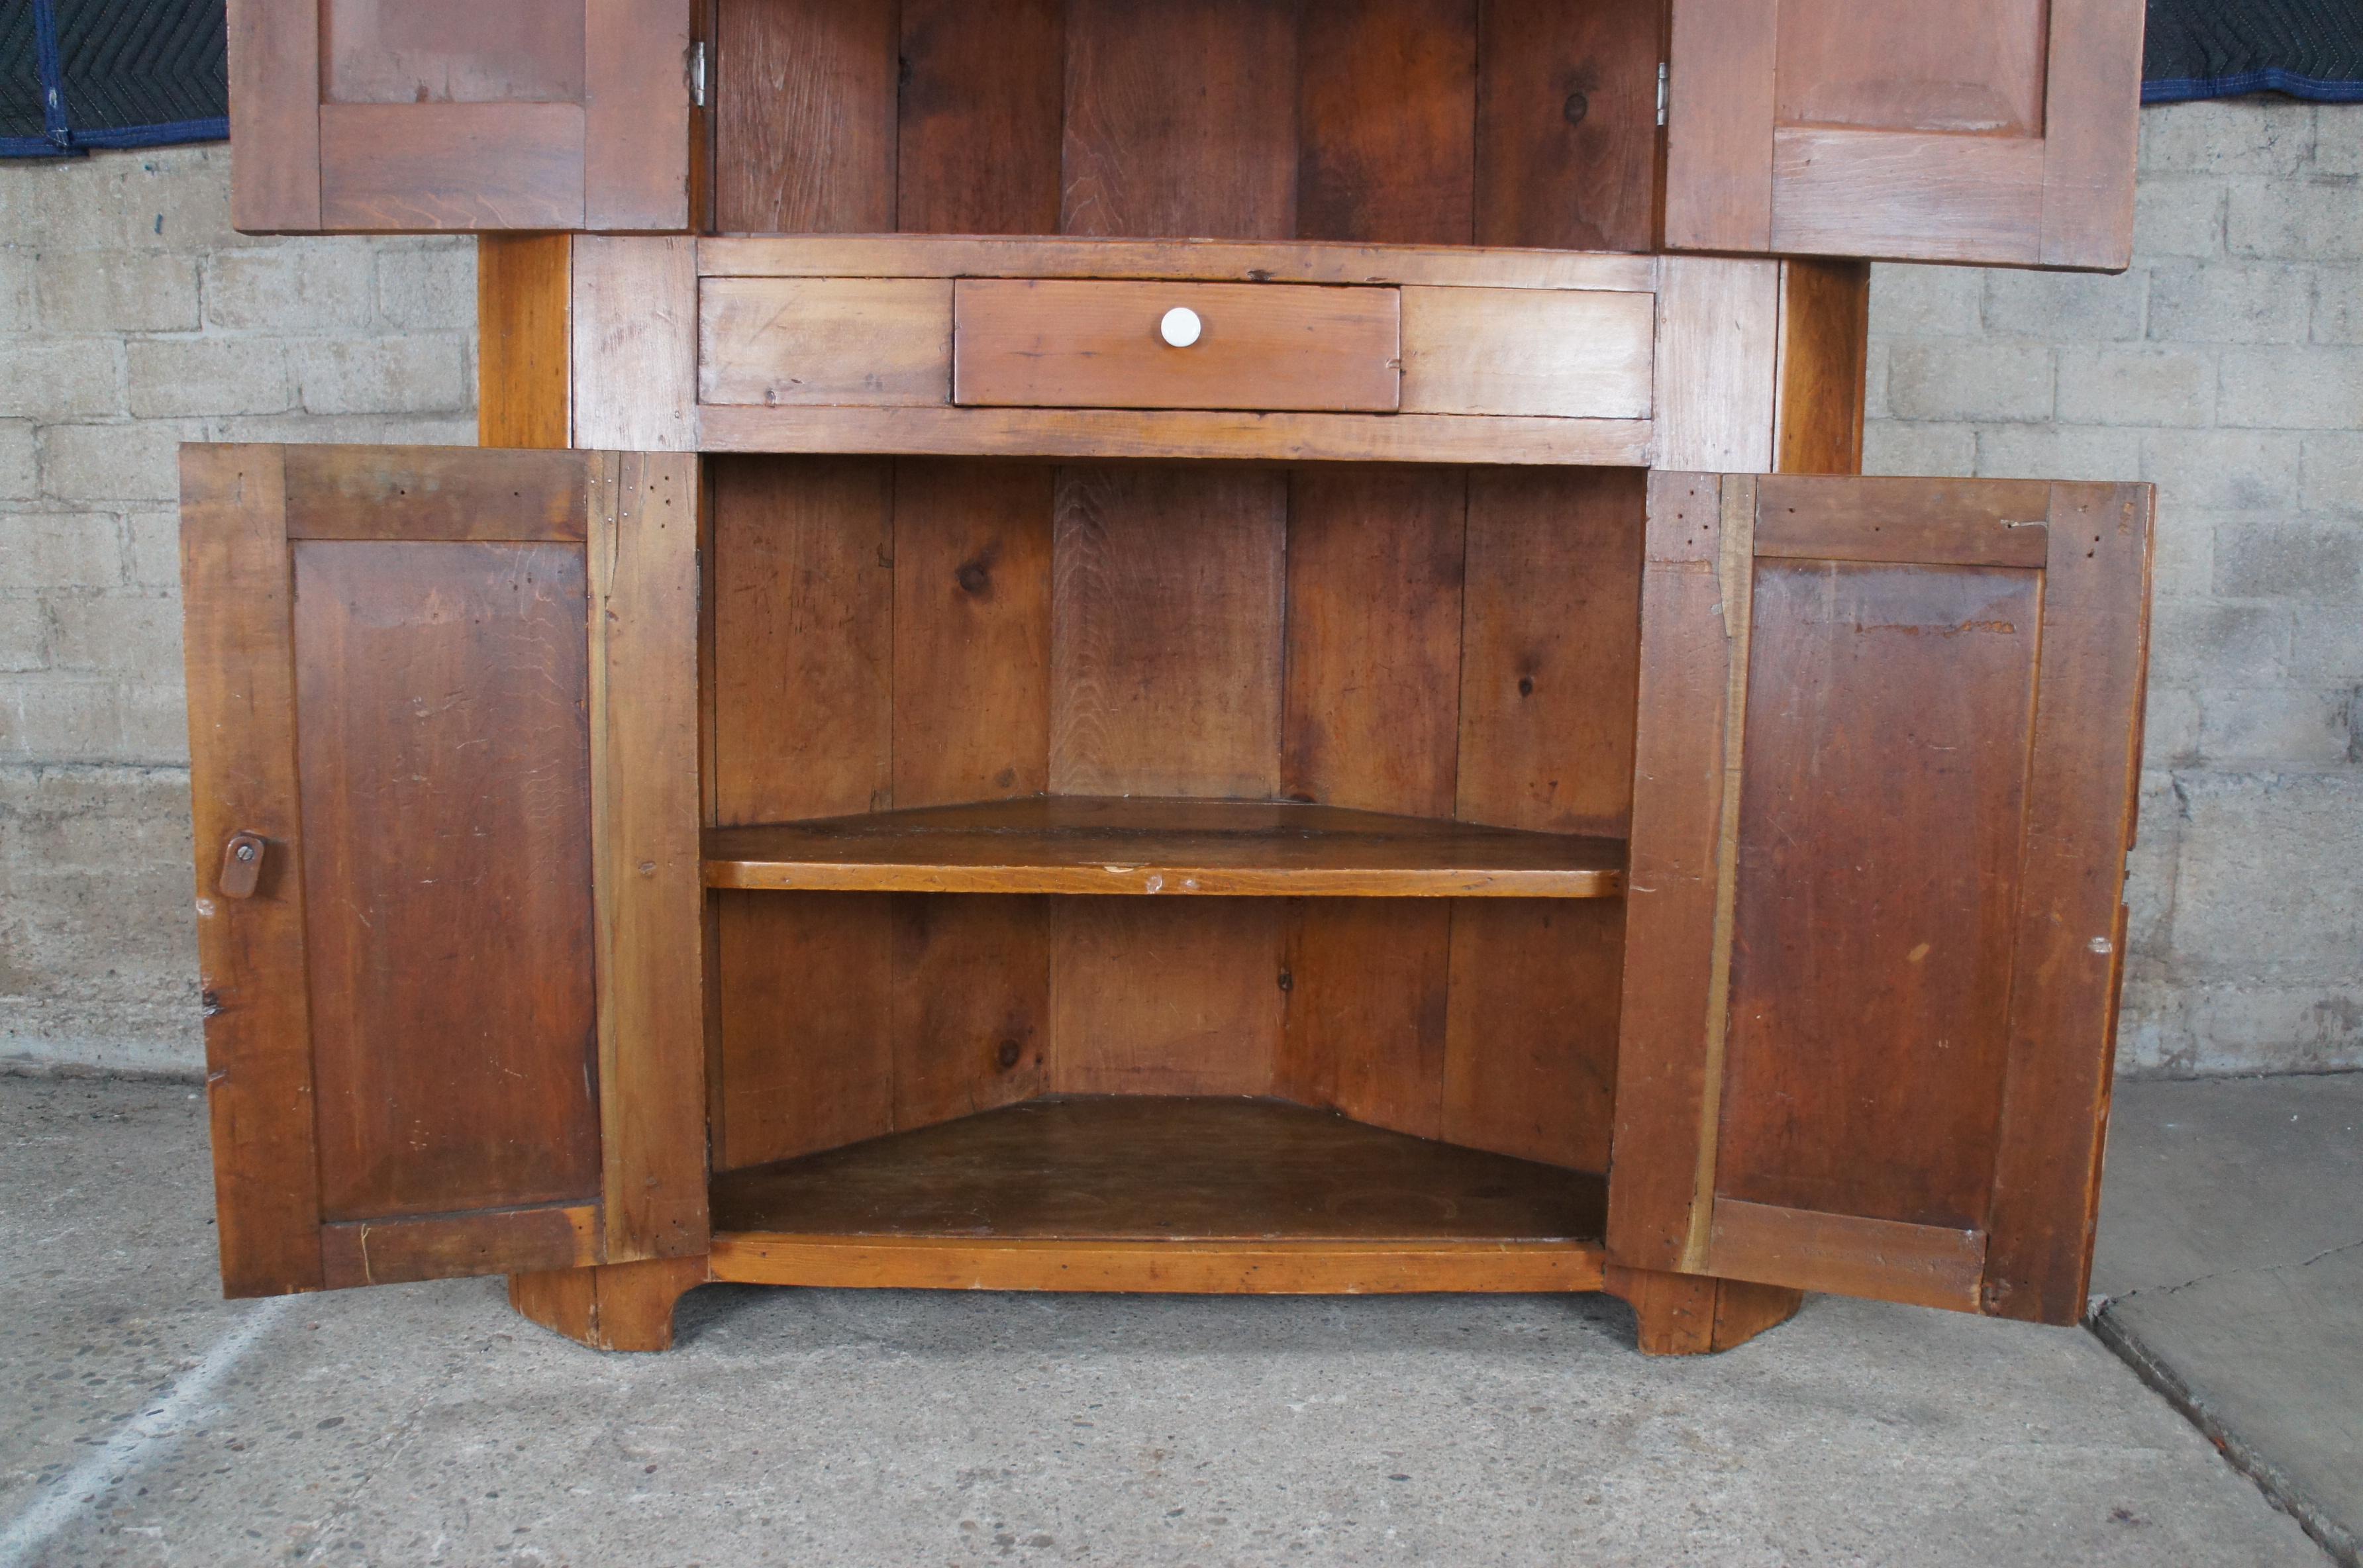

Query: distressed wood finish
(509, 1256), (712, 1353)
(1399, 287), (1654, 419)
(700, 277), (953, 408)
(1475, 0), (1665, 252)
(573, 238), (697, 451)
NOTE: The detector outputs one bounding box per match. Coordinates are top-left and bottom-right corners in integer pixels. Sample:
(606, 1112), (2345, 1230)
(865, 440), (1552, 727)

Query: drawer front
(1401, 287), (1656, 420)
(699, 277), (953, 407)
(953, 279), (1401, 413)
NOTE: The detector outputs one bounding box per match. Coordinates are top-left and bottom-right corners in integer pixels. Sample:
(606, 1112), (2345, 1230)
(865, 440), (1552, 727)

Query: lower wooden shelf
(707, 1097), (1607, 1295)
(703, 795), (1627, 898)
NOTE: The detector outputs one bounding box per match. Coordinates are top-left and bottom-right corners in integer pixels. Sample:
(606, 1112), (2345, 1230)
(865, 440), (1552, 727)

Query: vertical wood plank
(898, 0), (1065, 234)
(585, 0), (693, 229)
(715, 0), (899, 233)
(572, 237), (697, 451)
(713, 891), (895, 1168)
(1661, 0), (1777, 252)
(180, 445), (323, 1296)
(893, 895), (1052, 1131)
(1985, 483), (2153, 1322)
(1773, 258), (1871, 476)
(227, 0), (321, 231)
(2038, 0), (2145, 269)
(709, 457), (895, 826)
(1280, 900), (1452, 1140)
(478, 234), (573, 450)
(1050, 466), (1287, 799)
(1297, 0), (1477, 246)
(1603, 473), (1738, 1271)
(1653, 256), (1781, 473)
(1455, 467), (1646, 838)
(891, 461), (1054, 808)
(1049, 899), (1284, 1097)
(589, 454), (709, 1262)
(1475, 0), (1662, 252)
(1061, 0), (1299, 239)
(1442, 899), (1623, 1171)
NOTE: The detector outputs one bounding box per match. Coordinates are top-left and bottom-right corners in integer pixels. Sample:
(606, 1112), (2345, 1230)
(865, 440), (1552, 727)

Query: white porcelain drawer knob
(1159, 306), (1203, 348)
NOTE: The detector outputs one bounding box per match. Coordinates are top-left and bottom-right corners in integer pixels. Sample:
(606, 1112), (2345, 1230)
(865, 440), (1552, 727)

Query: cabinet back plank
(714, 0), (898, 233)
(898, 0), (1065, 234)
(1298, 0), (1478, 246)
(1475, 0), (1664, 252)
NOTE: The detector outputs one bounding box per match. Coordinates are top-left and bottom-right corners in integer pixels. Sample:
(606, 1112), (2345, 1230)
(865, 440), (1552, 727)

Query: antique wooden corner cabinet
(184, 0), (2154, 1355)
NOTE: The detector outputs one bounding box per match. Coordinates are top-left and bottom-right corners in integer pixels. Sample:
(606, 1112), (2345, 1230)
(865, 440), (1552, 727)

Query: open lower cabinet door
(181, 445), (705, 1297)
(1609, 473), (2153, 1326)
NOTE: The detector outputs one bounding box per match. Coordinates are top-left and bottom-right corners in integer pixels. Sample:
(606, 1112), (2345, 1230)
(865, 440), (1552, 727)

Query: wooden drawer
(952, 279), (1401, 413)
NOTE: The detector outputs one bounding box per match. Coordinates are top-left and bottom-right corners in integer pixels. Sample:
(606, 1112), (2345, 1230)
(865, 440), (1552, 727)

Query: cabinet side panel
(1442, 899), (1623, 1171)
(1049, 899), (1283, 1097)
(715, 0), (898, 232)
(1061, 0), (1298, 238)
(1297, 0), (1477, 246)
(294, 540), (601, 1221)
(713, 891), (894, 1169)
(898, 0), (1065, 234)
(181, 446), (323, 1296)
(1475, 0), (1662, 252)
(893, 895), (1054, 1131)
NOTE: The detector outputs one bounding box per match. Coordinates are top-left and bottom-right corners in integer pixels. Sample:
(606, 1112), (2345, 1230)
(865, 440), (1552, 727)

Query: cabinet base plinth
(1604, 1264), (1805, 1355)
(507, 1257), (711, 1353)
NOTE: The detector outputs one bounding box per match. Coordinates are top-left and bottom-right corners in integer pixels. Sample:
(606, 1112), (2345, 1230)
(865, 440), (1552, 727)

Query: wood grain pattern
(1755, 475), (2053, 567)
(227, 0), (321, 231)
(572, 237), (697, 450)
(709, 457), (894, 824)
(954, 280), (1401, 414)
(1771, 0), (2047, 134)
(1281, 466), (1466, 819)
(705, 797), (1627, 898)
(478, 234), (573, 450)
(583, 0), (692, 230)
(1662, 0), (1777, 253)
(713, 891), (894, 1169)
(281, 445), (589, 541)
(1049, 900), (1284, 1097)
(588, 454), (709, 1262)
(293, 538), (601, 1222)
(509, 1256), (711, 1352)
(1770, 128), (2046, 265)
(699, 277), (954, 407)
(1652, 256), (1780, 472)
(1401, 287), (1654, 420)
(1062, 0), (1298, 239)
(319, 1204), (600, 1291)
(1442, 900), (1623, 1171)
(1773, 259), (1870, 476)
(1049, 466), (1287, 798)
(2040, 0), (2145, 270)
(320, 0), (584, 103)
(1707, 1199), (1987, 1314)
(1297, 0), (1477, 246)
(1601, 1264), (1805, 1354)
(715, 0), (898, 232)
(1984, 483), (2152, 1323)
(318, 103), (585, 230)
(1278, 901), (1453, 1139)
(889, 461), (1056, 808)
(897, 0), (1065, 234)
(891, 895), (1054, 1131)
(699, 405), (1654, 469)
(1476, 0), (1664, 252)
(181, 446), (322, 1297)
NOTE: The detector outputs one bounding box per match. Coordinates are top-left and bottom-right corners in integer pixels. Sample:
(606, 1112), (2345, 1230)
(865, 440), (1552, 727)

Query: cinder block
(2134, 503), (2214, 601)
(0, 513), (121, 591)
(2318, 114), (2363, 177)
(0, 252), (34, 331)
(203, 245), (379, 332)
(0, 421), (36, 501)
(38, 420), (195, 503)
(2188, 984), (2363, 1074)
(2140, 428), (2302, 513)
(2171, 771), (2363, 982)
(376, 244), (477, 332)
(0, 761), (195, 872)
(1984, 269), (2145, 342)
(2133, 177), (2227, 260)
(1861, 420), (1976, 477)
(2217, 346), (2363, 431)
(0, 595), (45, 672)
(2229, 179), (2363, 261)
(2313, 266), (2363, 344)
(1974, 424), (2142, 483)
(38, 254), (202, 334)
(289, 338), (470, 416)
(0, 675), (189, 765)
(2057, 346), (2213, 428)
(126, 339), (291, 419)
(2138, 98), (2316, 175)
(2215, 518), (2363, 602)
(2140, 687), (2201, 769)
(2290, 605), (2363, 682)
(2196, 685), (2354, 765)
(2299, 433), (2363, 513)
(1867, 265), (1984, 338)
(206, 413), (478, 448)
(0, 339), (123, 420)
(2146, 260), (2311, 345)
(46, 593), (183, 677)
(2147, 597), (2288, 687)
(1885, 341), (2054, 422)
(2121, 769), (2184, 956)
(123, 511), (181, 590)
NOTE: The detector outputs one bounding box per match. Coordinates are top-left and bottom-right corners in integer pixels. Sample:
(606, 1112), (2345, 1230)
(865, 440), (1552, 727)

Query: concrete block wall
(1, 105), (2357, 1077)
(1863, 99), (2362, 1075)
(0, 147), (474, 1071)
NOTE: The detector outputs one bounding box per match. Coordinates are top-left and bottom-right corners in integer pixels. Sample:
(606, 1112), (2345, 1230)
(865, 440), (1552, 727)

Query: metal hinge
(689, 40), (708, 109)
(1657, 62), (1669, 127)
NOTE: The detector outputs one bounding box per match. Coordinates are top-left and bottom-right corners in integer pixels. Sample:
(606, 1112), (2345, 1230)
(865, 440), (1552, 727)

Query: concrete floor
(0, 1075), (2335, 1568)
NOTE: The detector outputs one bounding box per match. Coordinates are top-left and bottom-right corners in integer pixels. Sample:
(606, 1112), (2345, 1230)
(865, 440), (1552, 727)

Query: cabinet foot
(1604, 1265), (1803, 1355)
(508, 1256), (711, 1352)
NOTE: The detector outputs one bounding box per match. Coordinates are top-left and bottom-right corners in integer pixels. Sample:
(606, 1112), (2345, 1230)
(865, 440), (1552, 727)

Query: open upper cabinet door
(1609, 473), (2153, 1325)
(1663, 0), (2145, 269)
(181, 445), (705, 1296)
(229, 0), (691, 232)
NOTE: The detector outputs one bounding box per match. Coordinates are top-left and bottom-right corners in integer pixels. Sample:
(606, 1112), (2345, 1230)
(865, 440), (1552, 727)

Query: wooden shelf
(703, 796), (1625, 899)
(708, 1097), (1607, 1295)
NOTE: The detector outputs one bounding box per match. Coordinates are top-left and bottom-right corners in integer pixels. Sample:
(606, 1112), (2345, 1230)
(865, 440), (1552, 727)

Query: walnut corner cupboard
(182, 0), (2154, 1355)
